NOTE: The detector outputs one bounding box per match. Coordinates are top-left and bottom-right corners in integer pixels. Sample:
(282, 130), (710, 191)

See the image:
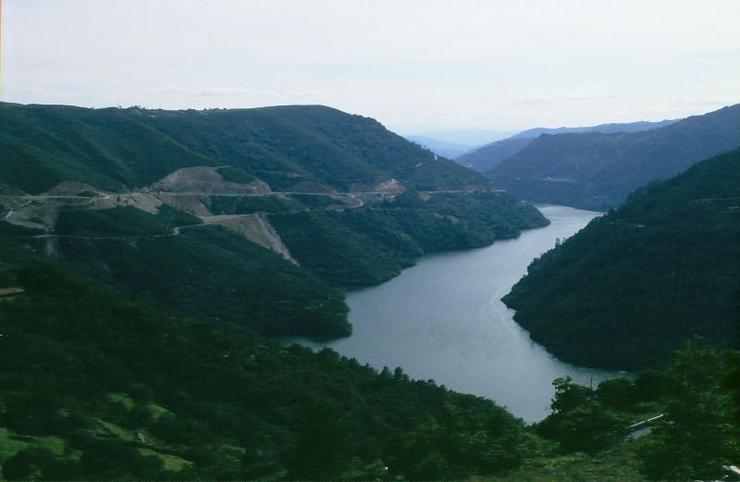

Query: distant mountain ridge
(511, 119), (676, 139)
(458, 118), (676, 172)
(503, 148), (740, 369)
(487, 104), (740, 210)
(405, 135), (477, 159)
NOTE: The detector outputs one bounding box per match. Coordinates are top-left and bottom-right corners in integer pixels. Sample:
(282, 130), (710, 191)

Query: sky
(2, 0), (739, 134)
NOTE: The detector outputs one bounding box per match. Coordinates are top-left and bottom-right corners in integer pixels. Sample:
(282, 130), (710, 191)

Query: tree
(286, 402), (348, 479)
(596, 377), (636, 410)
(639, 342), (739, 480)
(2, 448), (80, 481)
(538, 377), (626, 453)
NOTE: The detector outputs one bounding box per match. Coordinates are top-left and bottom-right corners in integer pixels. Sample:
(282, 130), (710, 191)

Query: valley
(2, 2), (739, 479)
(285, 205), (619, 423)
(0, 103), (548, 340)
(0, 102), (737, 482)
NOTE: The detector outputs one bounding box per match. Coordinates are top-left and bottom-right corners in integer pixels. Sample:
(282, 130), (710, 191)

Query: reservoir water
(287, 205), (620, 422)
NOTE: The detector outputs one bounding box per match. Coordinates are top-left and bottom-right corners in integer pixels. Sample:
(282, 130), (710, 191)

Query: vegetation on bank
(271, 191), (548, 286)
(0, 251), (735, 480)
(490, 342), (739, 481)
(503, 148), (740, 369)
(46, 207), (350, 338)
(3, 188), (546, 339)
(0, 259), (535, 481)
(0, 100), (549, 339)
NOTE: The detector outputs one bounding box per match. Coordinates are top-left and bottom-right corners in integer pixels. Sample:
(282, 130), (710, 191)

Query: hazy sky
(3, 0), (739, 132)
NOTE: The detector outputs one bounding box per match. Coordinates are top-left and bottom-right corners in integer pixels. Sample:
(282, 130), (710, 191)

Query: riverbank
(282, 205), (620, 422)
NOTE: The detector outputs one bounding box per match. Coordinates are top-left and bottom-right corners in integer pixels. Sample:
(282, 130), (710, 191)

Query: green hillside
(503, 148), (740, 369)
(0, 103), (216, 193)
(1, 252), (734, 480)
(270, 191), (547, 286)
(0, 103), (486, 194)
(0, 101), (735, 479)
(0, 102), (547, 339)
(0, 192), (546, 338)
(49, 206), (350, 337)
(487, 104), (740, 210)
(0, 253), (534, 480)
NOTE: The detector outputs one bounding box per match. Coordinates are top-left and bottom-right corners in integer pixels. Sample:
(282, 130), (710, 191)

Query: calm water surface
(286, 205), (621, 422)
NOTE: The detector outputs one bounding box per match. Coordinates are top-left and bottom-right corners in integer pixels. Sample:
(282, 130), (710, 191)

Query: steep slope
(0, 253), (534, 480)
(458, 119), (676, 172)
(0, 103), (486, 194)
(503, 149), (740, 369)
(0, 103), (216, 194)
(20, 205), (350, 337)
(0, 249), (733, 481)
(270, 191), (547, 286)
(0, 102), (547, 339)
(487, 104), (740, 210)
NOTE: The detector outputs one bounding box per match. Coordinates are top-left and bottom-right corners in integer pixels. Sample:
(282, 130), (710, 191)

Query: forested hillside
(458, 137), (533, 172)
(271, 191), (547, 286)
(0, 102), (547, 339)
(486, 104), (740, 209)
(503, 148), (740, 369)
(1, 250), (735, 480)
(0, 102), (485, 194)
(457, 119), (675, 172)
(0, 191), (544, 337)
(0, 247), (536, 480)
(0, 100), (736, 481)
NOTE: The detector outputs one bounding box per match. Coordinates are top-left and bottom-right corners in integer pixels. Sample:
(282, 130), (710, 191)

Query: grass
(93, 419), (137, 442)
(107, 393), (172, 420)
(0, 428), (67, 459)
(145, 402), (174, 421)
(138, 448), (193, 471)
(108, 392), (135, 410)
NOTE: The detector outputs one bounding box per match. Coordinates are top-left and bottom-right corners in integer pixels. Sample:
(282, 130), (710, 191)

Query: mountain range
(457, 119), (676, 172)
(486, 104), (740, 210)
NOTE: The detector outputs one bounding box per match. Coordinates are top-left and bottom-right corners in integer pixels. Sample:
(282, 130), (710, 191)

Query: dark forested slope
(487, 104), (740, 210)
(0, 248), (534, 480)
(503, 148), (740, 369)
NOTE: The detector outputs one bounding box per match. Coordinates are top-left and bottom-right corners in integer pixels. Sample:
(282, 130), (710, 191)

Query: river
(285, 205), (621, 423)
